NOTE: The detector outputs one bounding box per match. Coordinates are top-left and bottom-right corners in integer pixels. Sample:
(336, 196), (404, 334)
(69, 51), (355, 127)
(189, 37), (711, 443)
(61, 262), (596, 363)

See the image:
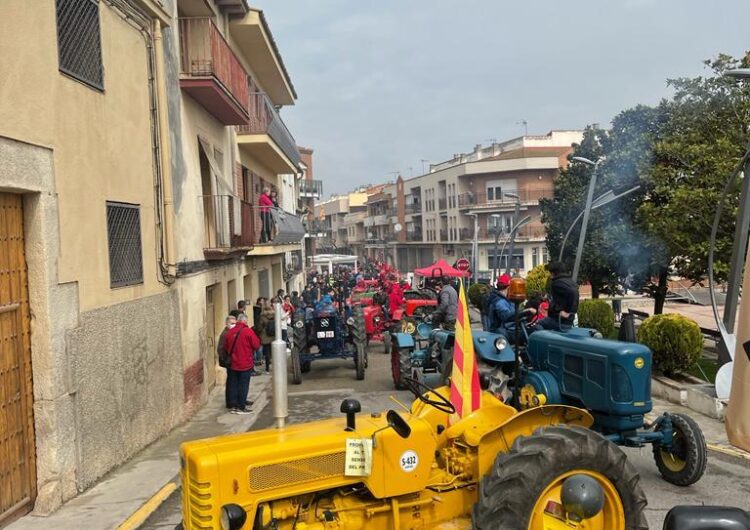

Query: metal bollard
(272, 302), (288, 429)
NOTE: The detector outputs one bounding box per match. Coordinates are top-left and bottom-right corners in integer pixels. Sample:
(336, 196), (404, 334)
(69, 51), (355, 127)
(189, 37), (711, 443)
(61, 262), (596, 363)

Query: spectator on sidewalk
(282, 294), (295, 347)
(217, 315), (237, 409)
(253, 297), (265, 367)
(237, 299), (247, 315)
(224, 314), (260, 414)
(259, 300), (276, 372)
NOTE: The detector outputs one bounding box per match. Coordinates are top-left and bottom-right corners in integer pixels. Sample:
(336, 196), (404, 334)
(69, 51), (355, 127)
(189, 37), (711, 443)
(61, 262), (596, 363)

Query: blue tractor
(290, 303), (367, 384)
(391, 316), (707, 487)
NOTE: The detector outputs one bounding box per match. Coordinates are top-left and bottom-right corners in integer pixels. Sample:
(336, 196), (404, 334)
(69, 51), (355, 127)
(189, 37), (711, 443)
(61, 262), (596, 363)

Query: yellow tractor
(178, 379), (647, 530)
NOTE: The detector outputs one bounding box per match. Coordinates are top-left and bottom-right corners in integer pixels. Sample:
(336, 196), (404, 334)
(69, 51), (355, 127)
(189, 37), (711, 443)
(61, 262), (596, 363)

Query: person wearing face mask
(217, 315), (237, 409)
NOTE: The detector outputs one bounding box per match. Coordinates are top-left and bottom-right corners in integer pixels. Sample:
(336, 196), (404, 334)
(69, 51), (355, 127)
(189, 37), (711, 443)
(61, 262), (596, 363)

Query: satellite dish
(394, 223), (403, 233)
(716, 361), (733, 400)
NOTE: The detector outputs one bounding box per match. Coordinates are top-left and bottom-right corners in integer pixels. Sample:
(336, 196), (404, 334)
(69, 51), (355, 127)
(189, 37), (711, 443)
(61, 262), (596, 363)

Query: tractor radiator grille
(249, 452), (345, 491)
(185, 477), (215, 529)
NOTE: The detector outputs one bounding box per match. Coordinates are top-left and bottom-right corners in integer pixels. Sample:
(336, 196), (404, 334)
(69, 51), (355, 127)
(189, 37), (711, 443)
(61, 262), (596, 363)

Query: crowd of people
(215, 258), (579, 414)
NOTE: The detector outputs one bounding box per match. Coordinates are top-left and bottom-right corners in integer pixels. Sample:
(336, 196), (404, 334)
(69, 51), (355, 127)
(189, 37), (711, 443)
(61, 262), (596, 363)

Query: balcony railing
(236, 92), (301, 167)
(299, 179), (323, 198)
(201, 195), (253, 257)
(476, 225), (547, 240)
(406, 230), (422, 242)
(405, 203), (422, 214)
(458, 188), (554, 209)
(285, 249), (303, 280)
(179, 18), (250, 124)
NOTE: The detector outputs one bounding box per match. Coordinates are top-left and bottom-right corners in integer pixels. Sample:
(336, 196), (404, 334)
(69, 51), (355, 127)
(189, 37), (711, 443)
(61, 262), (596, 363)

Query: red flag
(450, 280), (481, 418)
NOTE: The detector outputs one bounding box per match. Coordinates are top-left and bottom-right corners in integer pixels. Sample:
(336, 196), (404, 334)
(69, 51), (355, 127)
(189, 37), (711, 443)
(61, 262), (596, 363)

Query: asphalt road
(142, 340), (750, 529)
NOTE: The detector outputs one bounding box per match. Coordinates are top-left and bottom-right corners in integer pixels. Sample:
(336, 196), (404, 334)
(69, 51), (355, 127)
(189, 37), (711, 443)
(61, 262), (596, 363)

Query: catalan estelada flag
(450, 279), (481, 419)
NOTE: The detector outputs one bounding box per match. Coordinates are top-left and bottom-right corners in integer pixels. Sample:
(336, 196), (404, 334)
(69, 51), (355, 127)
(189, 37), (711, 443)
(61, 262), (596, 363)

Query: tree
(638, 54), (750, 295)
(541, 127), (625, 297)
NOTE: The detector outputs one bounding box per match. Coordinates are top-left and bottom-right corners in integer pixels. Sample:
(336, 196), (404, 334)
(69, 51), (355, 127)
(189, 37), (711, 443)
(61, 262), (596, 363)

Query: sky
(254, 0), (750, 197)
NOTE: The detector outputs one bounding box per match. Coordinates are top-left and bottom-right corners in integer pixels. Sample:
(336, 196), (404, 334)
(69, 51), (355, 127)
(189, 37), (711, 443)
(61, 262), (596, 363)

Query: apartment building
(337, 131), (583, 276)
(298, 146), (323, 281)
(313, 190), (369, 256)
(0, 0), (304, 521)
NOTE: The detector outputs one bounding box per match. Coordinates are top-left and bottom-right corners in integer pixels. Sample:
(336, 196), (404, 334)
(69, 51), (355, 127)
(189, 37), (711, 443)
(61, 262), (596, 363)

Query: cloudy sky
(255, 0), (750, 196)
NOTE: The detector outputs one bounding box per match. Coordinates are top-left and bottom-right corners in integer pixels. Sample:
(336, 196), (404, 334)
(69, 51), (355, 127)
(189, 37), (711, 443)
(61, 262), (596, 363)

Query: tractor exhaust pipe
(272, 302), (288, 429)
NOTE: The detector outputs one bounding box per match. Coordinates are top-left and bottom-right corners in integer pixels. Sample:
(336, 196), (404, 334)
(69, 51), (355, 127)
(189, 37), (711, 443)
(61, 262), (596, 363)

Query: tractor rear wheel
(473, 425), (647, 530)
(391, 341), (411, 390)
(301, 360), (312, 373)
(352, 306), (367, 380)
(652, 412), (707, 487)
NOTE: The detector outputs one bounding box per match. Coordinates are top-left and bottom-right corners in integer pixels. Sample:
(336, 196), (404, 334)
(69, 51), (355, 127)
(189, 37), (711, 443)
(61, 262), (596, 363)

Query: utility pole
(571, 157), (599, 284)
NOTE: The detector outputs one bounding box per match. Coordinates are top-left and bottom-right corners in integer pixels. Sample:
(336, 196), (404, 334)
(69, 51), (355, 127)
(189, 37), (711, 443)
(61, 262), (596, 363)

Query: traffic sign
(456, 258), (470, 271)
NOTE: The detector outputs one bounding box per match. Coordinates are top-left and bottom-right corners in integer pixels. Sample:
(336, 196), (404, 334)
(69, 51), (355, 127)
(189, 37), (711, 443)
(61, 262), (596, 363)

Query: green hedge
(578, 299), (615, 337)
(468, 282), (490, 308)
(526, 264), (550, 298)
(637, 313), (703, 376)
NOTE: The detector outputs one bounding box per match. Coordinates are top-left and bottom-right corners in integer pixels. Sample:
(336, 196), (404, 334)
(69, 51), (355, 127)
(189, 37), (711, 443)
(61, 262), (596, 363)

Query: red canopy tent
(414, 258), (470, 278)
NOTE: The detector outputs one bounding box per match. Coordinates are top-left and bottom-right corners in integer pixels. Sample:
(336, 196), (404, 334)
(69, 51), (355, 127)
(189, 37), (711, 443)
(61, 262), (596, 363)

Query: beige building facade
(316, 132), (582, 277)
(0, 0), (305, 522)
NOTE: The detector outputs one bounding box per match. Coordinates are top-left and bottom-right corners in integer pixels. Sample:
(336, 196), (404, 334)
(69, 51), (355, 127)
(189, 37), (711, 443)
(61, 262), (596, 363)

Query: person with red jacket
(258, 187), (274, 243)
(224, 313), (261, 414)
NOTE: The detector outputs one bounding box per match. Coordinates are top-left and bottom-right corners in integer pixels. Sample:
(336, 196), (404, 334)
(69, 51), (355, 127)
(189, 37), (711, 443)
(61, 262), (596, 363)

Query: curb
(115, 385), (271, 529)
(117, 481), (178, 530)
(707, 443), (750, 464)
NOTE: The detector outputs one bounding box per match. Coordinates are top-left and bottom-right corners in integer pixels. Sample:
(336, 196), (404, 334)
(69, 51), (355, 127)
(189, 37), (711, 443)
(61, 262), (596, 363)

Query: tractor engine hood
(179, 412), (438, 526)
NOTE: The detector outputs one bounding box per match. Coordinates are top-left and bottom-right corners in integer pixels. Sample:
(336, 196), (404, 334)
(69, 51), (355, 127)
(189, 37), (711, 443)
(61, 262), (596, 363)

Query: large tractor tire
(473, 425), (648, 530)
(391, 339), (412, 390)
(652, 412), (707, 487)
(301, 360), (312, 373)
(352, 306), (367, 380)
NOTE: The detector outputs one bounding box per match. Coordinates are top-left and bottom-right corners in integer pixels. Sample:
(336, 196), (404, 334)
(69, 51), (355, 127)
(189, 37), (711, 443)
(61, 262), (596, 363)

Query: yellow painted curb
(707, 443), (750, 462)
(118, 482), (177, 530)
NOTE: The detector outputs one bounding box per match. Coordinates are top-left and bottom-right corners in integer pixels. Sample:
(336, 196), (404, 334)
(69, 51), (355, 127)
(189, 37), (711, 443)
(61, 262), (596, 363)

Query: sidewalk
(7, 375), (272, 530)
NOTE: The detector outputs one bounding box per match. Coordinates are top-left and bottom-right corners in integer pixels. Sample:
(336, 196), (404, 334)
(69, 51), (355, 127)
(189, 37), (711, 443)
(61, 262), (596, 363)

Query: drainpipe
(152, 20), (176, 278)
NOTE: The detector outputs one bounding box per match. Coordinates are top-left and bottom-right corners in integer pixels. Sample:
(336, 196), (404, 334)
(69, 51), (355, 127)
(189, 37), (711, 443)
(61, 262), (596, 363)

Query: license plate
(317, 331), (334, 338)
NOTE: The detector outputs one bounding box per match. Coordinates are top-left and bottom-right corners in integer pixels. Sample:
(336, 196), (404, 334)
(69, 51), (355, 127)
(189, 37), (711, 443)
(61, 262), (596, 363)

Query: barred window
(106, 202), (144, 288)
(56, 0), (104, 90)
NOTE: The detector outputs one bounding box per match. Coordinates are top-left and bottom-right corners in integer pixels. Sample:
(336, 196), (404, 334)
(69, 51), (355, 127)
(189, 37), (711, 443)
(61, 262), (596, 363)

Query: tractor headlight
(494, 336), (508, 351)
(347, 316), (355, 325)
(220, 504), (247, 530)
(294, 320), (304, 329)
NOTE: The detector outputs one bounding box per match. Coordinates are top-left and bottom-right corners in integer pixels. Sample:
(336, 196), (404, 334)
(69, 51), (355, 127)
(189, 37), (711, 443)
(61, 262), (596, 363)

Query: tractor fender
(474, 405), (595, 476)
(392, 332), (415, 349)
(391, 308), (405, 321)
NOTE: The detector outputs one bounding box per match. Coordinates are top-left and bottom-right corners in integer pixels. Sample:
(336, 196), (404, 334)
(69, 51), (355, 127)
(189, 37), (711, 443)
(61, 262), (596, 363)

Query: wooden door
(0, 193), (36, 525)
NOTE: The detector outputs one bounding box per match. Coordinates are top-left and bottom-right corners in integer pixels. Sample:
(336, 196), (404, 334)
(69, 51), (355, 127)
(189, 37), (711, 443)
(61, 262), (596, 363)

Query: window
(532, 247), (539, 268)
(106, 202), (144, 287)
(56, 0), (104, 90)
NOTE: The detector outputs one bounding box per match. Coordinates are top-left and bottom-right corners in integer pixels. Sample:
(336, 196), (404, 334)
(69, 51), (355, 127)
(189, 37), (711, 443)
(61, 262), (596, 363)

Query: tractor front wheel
(391, 341), (411, 390)
(290, 347), (302, 385)
(473, 425), (647, 530)
(652, 412), (707, 487)
(300, 360), (312, 373)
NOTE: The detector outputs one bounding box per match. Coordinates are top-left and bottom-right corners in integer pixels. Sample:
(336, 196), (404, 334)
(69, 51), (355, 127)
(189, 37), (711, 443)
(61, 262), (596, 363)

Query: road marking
(707, 443), (750, 461)
(289, 388), (355, 396)
(117, 481), (177, 530)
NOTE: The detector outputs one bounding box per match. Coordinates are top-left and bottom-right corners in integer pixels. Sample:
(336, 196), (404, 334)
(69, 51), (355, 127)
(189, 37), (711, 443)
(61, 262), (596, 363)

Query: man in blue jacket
(487, 274), (516, 335)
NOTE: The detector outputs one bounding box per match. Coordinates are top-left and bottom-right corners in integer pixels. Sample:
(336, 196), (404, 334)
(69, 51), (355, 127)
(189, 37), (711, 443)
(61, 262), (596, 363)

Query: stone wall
(67, 290), (184, 491)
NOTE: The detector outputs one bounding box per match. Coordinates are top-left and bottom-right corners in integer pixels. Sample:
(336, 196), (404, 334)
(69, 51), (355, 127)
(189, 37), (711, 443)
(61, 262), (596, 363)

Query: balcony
(458, 188), (554, 210)
(229, 9), (296, 106)
(406, 230), (422, 242)
(201, 195), (253, 260)
(284, 249), (303, 280)
(179, 18), (250, 126)
(405, 203), (422, 215)
(305, 220), (330, 238)
(237, 92), (300, 173)
(475, 225), (547, 241)
(299, 179), (323, 199)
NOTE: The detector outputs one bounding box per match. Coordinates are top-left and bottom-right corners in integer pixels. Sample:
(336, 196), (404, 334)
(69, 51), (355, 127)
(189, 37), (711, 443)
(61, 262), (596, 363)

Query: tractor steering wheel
(404, 377), (456, 415)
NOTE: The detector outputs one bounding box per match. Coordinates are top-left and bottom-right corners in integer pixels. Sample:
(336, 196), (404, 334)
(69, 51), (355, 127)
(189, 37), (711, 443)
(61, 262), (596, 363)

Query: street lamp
(503, 192), (522, 275)
(558, 186), (641, 261)
(570, 156), (601, 283)
(498, 215), (533, 275)
(491, 214), (502, 280)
